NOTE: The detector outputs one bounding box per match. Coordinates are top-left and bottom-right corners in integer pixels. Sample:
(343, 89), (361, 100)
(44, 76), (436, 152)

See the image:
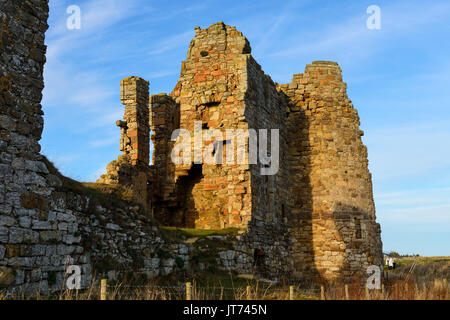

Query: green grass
(158, 226), (240, 242)
(394, 257), (450, 266)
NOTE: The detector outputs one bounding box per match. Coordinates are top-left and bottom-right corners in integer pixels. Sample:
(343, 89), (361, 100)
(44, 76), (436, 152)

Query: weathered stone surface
(0, 0), (382, 295)
(0, 245), (5, 260)
(0, 266), (16, 286)
(97, 22), (382, 281)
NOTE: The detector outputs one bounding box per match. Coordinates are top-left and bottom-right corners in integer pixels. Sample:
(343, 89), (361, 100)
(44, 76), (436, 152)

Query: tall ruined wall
(0, 1), (182, 295)
(119, 77), (150, 165)
(244, 57), (288, 225)
(164, 22), (293, 278)
(233, 56), (293, 278)
(0, 0), (54, 290)
(169, 22), (254, 229)
(0, 1), (49, 194)
(280, 61), (383, 281)
(98, 77), (153, 210)
(150, 93), (179, 220)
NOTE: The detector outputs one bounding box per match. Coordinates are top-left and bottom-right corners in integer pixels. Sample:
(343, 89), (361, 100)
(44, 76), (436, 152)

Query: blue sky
(41, 0), (450, 256)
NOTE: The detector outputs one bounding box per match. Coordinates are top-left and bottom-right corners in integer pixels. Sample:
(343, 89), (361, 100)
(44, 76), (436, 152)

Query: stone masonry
(99, 22), (383, 282)
(280, 61), (383, 280)
(97, 77), (153, 210)
(0, 0), (382, 294)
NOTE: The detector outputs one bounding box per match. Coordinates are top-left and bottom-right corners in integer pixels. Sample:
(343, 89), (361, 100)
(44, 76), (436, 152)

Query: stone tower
(98, 77), (152, 209)
(280, 61), (383, 281)
(164, 22), (287, 230)
(119, 76), (150, 165)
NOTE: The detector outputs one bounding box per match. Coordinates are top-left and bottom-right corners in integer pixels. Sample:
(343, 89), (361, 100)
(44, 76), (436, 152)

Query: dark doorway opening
(253, 248), (266, 275)
(174, 164), (203, 227)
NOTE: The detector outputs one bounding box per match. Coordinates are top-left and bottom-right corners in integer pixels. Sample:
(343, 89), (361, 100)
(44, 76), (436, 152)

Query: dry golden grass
(1, 258), (448, 300)
(1, 277), (447, 300)
(322, 279), (448, 300)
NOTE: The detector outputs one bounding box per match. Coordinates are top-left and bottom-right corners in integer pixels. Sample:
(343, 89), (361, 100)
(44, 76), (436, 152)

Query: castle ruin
(0, 0), (382, 295)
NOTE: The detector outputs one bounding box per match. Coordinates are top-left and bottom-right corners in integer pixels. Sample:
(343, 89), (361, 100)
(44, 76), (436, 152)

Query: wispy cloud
(89, 136), (118, 148)
(147, 30), (194, 56)
(253, 1), (299, 53)
(88, 165), (108, 182)
(47, 0), (143, 57)
(377, 187), (450, 205)
(366, 121), (450, 182)
(380, 205), (450, 224)
(147, 70), (178, 79)
(44, 153), (80, 178)
(267, 2), (450, 65)
(376, 187), (450, 224)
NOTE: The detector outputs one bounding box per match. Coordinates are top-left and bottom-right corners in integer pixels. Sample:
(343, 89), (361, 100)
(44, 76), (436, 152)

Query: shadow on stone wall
(174, 164), (203, 228)
(285, 97), (382, 284)
(284, 93), (324, 284)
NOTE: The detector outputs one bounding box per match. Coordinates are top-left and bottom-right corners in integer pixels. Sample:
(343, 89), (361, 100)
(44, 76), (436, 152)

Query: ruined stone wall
(119, 76), (150, 165)
(280, 61), (383, 281)
(244, 56), (289, 226)
(97, 77), (152, 210)
(0, 0), (54, 291)
(169, 22), (254, 229)
(0, 6), (289, 293)
(149, 93), (180, 222)
(162, 22), (293, 278)
(0, 0), (177, 295)
(223, 56), (293, 279)
(0, 0), (49, 198)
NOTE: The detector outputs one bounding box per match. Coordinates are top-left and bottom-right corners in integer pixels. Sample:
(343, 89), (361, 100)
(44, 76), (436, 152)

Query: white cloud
(253, 1), (298, 53)
(44, 153), (80, 178)
(375, 186), (450, 236)
(44, 0), (138, 111)
(147, 30), (194, 56)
